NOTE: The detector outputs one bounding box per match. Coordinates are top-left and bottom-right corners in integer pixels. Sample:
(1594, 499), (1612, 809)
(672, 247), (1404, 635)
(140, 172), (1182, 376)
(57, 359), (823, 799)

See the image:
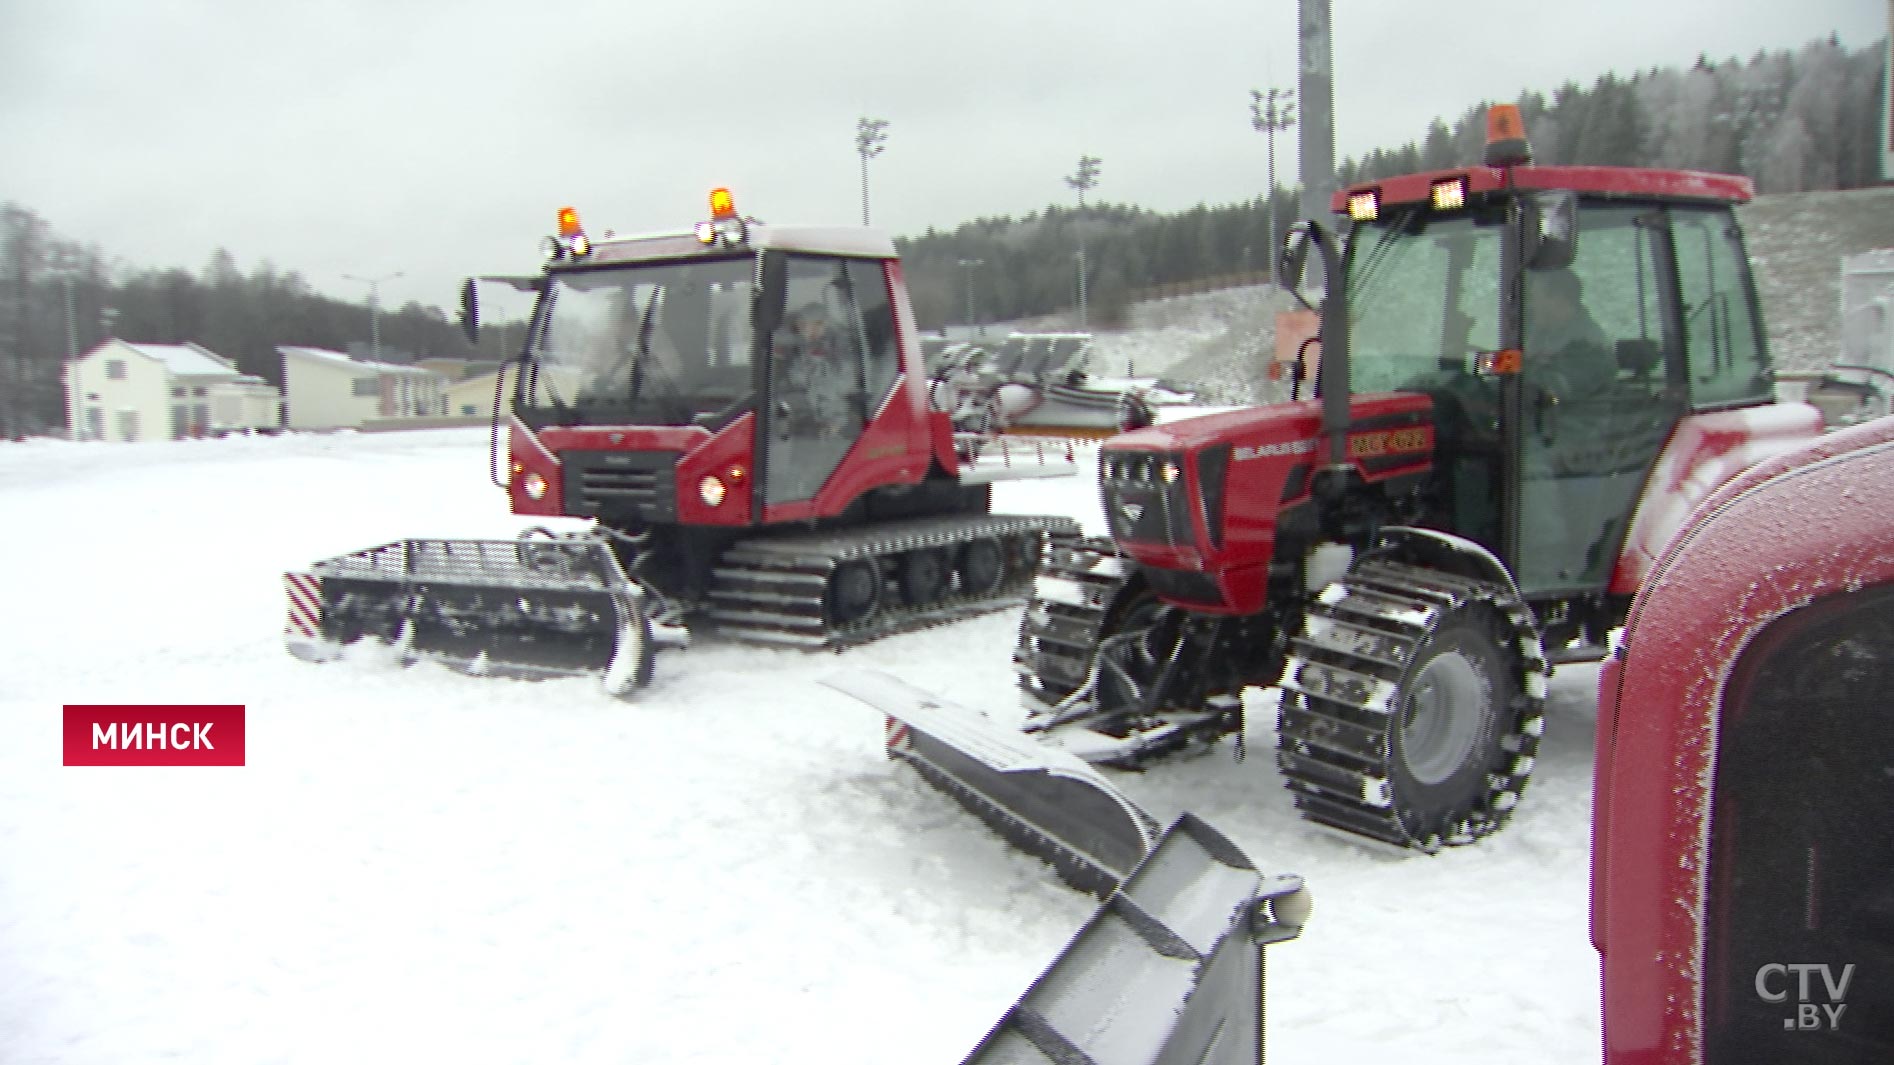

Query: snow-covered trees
(1345, 37), (1885, 194)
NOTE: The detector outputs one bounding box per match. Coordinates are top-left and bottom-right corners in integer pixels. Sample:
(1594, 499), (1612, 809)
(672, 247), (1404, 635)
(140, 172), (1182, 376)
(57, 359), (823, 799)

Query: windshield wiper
(625, 289), (660, 405)
(624, 290), (691, 415)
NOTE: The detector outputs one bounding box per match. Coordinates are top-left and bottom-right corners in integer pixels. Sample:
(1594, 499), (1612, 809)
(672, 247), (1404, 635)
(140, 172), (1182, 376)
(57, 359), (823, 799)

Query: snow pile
(1741, 186), (1894, 374)
(0, 428), (1602, 1064)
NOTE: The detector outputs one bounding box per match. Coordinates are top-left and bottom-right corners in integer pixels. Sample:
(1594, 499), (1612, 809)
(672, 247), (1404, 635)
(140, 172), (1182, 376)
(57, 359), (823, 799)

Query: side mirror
(459, 278), (479, 344)
(1279, 223), (1321, 313)
(1524, 190), (1579, 271)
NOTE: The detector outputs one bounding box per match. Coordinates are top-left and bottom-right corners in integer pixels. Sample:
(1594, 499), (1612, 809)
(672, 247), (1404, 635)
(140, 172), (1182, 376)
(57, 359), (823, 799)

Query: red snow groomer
(831, 104), (1839, 873)
(285, 190), (1088, 691)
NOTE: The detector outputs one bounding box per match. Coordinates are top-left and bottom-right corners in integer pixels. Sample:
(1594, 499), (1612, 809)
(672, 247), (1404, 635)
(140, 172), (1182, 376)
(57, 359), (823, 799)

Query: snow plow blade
(964, 814), (1310, 1065)
(284, 537), (654, 694)
(823, 670), (1158, 897)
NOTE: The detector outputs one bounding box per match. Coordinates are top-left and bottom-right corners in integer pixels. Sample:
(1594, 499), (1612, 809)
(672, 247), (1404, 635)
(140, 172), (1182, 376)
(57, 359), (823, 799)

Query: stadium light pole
(343, 271), (404, 362)
(957, 258), (984, 336)
(856, 117), (889, 227)
(58, 273), (77, 363)
(49, 258), (78, 438)
(1065, 155), (1101, 330)
(1250, 87), (1296, 288)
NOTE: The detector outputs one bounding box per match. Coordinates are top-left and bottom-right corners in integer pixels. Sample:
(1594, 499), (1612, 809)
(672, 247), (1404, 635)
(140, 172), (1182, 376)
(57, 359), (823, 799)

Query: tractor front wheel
(1386, 606), (1513, 839)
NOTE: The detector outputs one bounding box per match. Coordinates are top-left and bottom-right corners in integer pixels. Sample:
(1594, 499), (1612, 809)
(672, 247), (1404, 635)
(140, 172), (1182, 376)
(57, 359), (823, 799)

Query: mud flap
(823, 670), (1158, 897)
(964, 814), (1310, 1065)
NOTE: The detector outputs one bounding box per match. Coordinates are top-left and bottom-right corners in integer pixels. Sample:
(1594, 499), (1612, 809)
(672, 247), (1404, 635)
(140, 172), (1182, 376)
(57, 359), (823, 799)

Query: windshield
(1345, 206), (1505, 394)
(519, 256), (757, 427)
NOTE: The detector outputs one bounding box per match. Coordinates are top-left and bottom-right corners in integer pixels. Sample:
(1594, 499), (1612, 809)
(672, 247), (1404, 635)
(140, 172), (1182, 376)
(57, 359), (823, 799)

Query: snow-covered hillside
(0, 428), (1603, 1064)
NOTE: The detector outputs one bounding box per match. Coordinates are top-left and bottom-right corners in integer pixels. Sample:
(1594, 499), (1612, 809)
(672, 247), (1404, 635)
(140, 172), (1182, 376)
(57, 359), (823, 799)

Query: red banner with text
(63, 705), (246, 766)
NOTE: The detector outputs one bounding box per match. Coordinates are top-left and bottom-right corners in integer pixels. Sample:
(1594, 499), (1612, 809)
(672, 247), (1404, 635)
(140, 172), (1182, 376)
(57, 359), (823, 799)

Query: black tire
(956, 538), (1004, 597)
(827, 559), (882, 626)
(1386, 605), (1517, 841)
(897, 548), (948, 606)
(602, 598), (656, 698)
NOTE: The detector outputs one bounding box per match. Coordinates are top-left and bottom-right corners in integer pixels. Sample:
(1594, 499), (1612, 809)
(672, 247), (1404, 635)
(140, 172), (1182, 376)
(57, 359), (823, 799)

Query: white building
(279, 346), (451, 430)
(444, 369), (512, 419)
(65, 339), (283, 442)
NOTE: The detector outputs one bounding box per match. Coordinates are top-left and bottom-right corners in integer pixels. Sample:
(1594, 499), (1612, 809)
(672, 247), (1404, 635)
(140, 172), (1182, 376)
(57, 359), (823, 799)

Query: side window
(1704, 584), (1894, 1061)
(776, 255), (868, 407)
(704, 280), (751, 370)
(847, 259), (899, 409)
(1671, 206), (1771, 408)
(1524, 204), (1670, 396)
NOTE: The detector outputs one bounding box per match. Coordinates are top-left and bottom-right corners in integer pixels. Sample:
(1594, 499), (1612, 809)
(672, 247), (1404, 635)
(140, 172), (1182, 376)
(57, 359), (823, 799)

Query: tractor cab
(1299, 105), (1793, 610)
(461, 191), (937, 531)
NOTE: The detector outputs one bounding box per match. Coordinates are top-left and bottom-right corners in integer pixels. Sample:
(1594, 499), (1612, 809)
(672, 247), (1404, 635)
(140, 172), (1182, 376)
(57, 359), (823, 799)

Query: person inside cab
(776, 301), (855, 430)
(1525, 267), (1616, 399)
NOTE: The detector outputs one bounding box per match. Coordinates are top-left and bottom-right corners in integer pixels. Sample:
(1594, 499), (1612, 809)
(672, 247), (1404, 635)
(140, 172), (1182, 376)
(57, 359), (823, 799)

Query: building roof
(107, 340), (240, 378)
(279, 346), (443, 377)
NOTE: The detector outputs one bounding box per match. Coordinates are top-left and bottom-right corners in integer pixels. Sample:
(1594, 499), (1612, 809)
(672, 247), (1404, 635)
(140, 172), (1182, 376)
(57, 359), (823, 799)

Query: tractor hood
(1104, 392), (1434, 461)
(1096, 391), (1436, 617)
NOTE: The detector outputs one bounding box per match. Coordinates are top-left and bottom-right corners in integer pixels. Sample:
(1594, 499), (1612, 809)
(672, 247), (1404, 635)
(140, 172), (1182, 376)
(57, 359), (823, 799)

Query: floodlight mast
(1250, 86), (1296, 288)
(1065, 155), (1102, 330)
(1295, 0), (1337, 244)
(856, 117), (890, 227)
(957, 258), (984, 336)
(343, 271), (404, 363)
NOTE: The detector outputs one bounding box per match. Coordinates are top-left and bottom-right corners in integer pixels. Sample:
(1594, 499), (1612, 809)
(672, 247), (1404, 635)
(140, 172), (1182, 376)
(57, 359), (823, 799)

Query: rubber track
(1010, 535), (1239, 766)
(1275, 558), (1548, 852)
(705, 513), (1080, 649)
(1013, 534), (1133, 708)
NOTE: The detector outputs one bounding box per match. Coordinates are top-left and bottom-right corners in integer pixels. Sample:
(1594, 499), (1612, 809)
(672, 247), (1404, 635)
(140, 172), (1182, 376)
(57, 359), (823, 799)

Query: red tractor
(925, 413), (1894, 1065)
(832, 106), (1830, 871)
(285, 191), (1081, 689)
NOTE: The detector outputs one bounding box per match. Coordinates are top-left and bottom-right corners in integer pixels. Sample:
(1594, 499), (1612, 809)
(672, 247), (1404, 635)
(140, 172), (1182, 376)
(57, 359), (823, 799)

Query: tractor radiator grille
(564, 450), (679, 521)
(1099, 450), (1193, 548)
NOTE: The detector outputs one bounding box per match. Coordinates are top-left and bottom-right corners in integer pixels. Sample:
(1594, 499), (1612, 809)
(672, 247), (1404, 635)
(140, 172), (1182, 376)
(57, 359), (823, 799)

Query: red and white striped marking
(883, 714), (911, 754)
(283, 573), (323, 640)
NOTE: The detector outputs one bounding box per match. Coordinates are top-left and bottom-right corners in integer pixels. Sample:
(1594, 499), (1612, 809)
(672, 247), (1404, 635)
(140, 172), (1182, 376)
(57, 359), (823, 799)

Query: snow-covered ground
(0, 427), (1602, 1064)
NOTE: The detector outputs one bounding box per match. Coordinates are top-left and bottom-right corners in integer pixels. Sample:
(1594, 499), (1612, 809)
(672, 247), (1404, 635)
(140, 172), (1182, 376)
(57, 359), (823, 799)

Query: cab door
(1512, 202), (1684, 596)
(761, 254), (870, 510)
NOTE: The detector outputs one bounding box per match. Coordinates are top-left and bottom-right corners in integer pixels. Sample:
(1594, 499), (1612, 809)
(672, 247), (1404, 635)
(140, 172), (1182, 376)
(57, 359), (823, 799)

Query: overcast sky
(2, 0), (1885, 316)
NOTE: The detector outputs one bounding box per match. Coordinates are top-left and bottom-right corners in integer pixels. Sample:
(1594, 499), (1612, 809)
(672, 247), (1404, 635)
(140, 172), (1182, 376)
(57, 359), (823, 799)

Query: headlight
(523, 472), (548, 500)
(699, 475), (726, 507)
(1160, 461), (1181, 484)
(1430, 177), (1468, 212)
